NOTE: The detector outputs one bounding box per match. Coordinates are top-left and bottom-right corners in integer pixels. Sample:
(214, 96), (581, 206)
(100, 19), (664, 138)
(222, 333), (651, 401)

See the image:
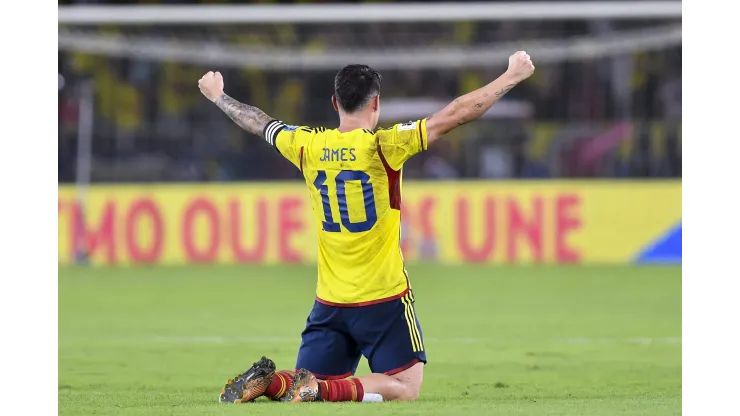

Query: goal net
(58, 1), (682, 183)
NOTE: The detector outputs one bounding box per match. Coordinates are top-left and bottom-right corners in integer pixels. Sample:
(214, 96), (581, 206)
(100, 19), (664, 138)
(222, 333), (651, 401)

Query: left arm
(198, 71), (273, 137)
(425, 51), (535, 146)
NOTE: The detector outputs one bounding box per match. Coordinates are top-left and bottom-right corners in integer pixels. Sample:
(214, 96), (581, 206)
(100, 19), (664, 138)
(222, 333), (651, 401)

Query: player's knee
(390, 362), (423, 401)
(400, 384), (421, 401)
(387, 380), (420, 401)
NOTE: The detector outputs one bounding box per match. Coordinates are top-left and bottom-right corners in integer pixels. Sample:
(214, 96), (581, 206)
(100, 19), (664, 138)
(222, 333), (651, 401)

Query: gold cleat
(219, 356), (276, 403)
(283, 368), (321, 402)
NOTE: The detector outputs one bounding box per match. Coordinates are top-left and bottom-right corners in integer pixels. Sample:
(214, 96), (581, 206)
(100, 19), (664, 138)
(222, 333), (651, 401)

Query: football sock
(265, 370), (295, 400)
(318, 378), (365, 402)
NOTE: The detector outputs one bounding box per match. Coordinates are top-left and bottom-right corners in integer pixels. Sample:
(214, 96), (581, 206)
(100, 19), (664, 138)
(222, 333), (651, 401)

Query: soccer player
(198, 51), (535, 403)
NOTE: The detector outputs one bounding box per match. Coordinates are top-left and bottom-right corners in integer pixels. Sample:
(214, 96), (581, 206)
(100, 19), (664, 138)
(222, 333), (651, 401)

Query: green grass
(59, 265), (681, 415)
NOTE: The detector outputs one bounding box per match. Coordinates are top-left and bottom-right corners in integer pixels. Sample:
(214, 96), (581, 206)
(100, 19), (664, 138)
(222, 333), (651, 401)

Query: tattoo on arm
(495, 83), (517, 98)
(214, 94), (272, 137)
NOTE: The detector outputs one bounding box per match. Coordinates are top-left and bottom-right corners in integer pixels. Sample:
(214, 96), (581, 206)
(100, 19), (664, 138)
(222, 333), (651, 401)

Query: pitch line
(147, 336), (681, 345)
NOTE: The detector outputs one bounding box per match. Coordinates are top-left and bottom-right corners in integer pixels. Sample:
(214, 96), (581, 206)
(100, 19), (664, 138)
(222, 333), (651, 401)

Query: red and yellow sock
(318, 378), (365, 402)
(264, 370), (295, 400)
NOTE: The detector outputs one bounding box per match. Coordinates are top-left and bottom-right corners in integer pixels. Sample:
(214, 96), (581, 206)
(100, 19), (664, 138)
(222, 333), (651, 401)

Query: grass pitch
(59, 265), (681, 415)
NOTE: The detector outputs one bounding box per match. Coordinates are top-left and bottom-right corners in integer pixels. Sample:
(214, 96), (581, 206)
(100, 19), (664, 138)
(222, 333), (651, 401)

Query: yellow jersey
(264, 119), (428, 306)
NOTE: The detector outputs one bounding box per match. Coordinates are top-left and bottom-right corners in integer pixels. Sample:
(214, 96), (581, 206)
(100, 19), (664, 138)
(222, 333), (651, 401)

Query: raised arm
(425, 51), (535, 146)
(198, 71), (273, 137)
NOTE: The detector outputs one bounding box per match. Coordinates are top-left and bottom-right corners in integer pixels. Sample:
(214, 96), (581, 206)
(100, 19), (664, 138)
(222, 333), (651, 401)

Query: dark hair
(334, 64), (382, 113)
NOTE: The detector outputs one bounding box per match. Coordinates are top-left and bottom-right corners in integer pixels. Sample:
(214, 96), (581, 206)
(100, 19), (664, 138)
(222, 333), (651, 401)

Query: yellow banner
(58, 181), (681, 265)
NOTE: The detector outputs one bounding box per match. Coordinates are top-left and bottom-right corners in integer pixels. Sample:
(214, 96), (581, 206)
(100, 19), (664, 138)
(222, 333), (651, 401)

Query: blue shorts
(295, 290), (426, 379)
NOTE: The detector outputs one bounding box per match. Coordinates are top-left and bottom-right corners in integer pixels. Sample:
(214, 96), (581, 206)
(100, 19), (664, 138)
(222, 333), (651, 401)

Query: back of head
(334, 64), (382, 113)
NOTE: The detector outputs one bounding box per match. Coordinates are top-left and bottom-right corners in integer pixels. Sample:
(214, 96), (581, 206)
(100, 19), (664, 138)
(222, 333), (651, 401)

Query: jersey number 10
(313, 170), (378, 233)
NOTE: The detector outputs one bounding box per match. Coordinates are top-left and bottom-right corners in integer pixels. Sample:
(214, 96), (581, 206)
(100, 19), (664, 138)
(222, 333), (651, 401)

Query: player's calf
(283, 369), (383, 403)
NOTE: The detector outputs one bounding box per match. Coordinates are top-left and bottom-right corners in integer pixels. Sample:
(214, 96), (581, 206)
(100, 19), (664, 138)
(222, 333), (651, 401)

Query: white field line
(147, 336), (681, 345)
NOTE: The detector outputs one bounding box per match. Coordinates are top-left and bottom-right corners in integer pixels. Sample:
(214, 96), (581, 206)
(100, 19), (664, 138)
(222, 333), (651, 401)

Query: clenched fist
(198, 71), (224, 102)
(506, 51), (535, 83)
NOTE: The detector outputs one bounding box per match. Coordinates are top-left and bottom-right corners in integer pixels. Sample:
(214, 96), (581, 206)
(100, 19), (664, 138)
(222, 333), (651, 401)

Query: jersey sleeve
(376, 119), (428, 171)
(263, 120), (313, 169)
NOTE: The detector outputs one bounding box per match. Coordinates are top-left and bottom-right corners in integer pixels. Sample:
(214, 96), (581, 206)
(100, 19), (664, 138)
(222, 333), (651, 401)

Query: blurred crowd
(58, 0), (682, 182)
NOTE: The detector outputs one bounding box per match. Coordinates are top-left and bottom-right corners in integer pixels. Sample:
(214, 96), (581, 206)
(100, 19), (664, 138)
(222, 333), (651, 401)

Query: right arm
(197, 70), (274, 138)
(213, 94), (273, 138)
(425, 51), (535, 146)
(197, 71), (308, 168)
